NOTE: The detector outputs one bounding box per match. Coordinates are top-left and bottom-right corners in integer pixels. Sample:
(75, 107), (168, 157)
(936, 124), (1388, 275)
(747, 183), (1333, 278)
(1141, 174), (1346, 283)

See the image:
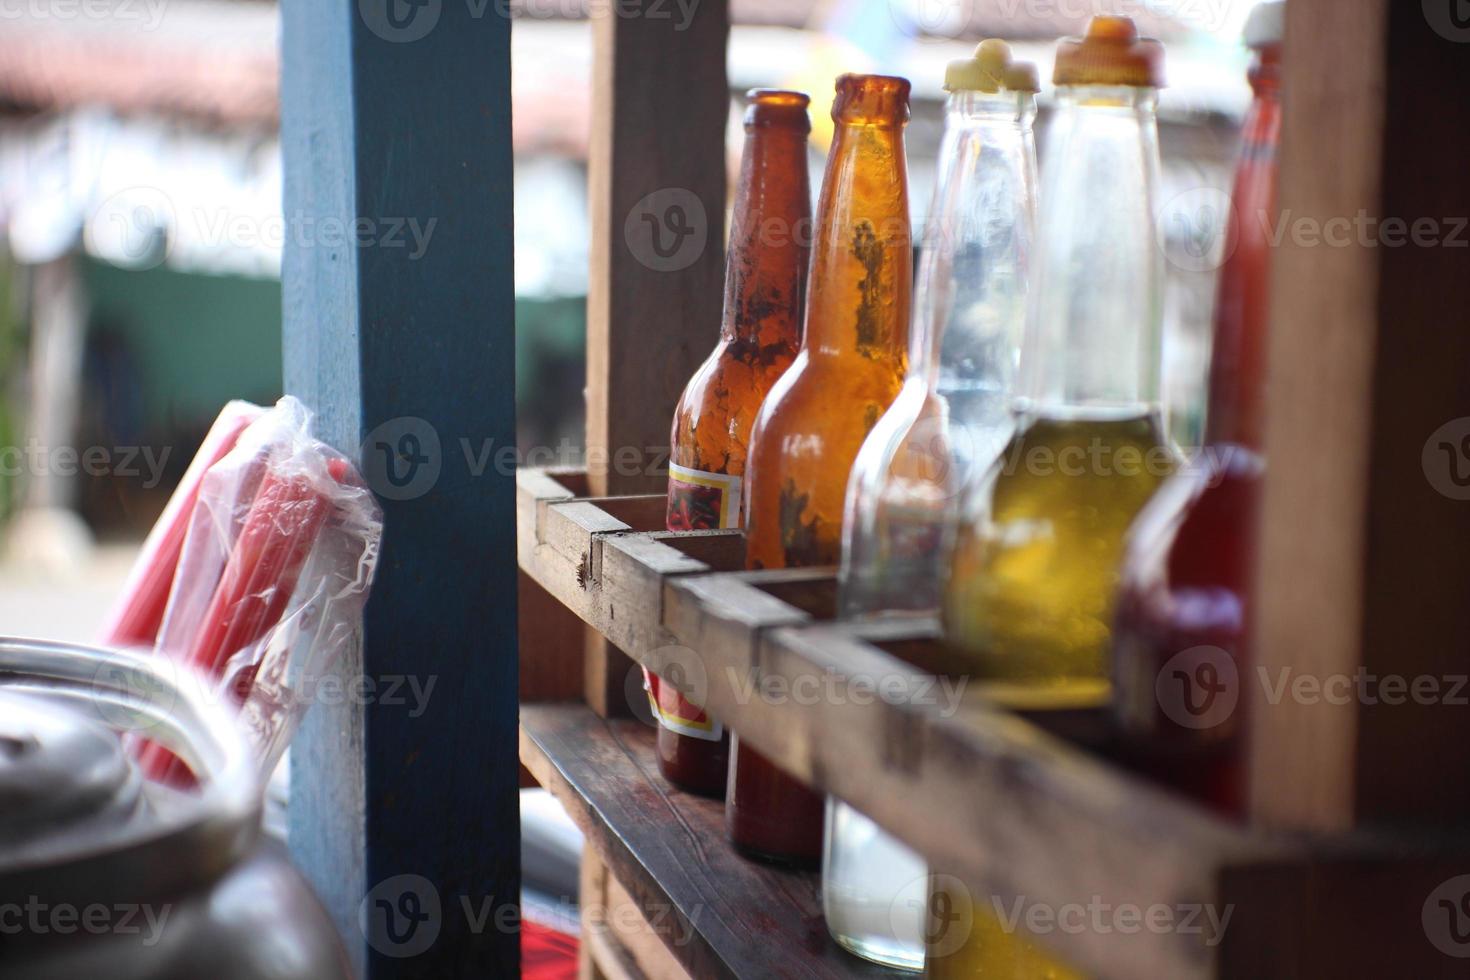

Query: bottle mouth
(745, 89), (812, 131)
(1053, 84), (1159, 110)
(946, 89), (1037, 117)
(831, 74), (911, 126)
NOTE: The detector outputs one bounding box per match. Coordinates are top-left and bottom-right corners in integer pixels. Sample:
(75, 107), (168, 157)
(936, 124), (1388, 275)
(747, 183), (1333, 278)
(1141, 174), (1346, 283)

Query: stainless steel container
(0, 637), (350, 979)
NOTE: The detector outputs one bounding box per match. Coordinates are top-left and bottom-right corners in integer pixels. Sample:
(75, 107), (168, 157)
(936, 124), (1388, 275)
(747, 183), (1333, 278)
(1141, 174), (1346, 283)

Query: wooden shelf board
(517, 468), (1470, 979)
(520, 703), (908, 980)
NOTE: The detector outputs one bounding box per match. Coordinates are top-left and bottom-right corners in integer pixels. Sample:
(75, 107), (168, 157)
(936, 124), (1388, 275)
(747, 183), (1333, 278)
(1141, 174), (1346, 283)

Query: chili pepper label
(644, 670), (723, 741)
(666, 463), (741, 530)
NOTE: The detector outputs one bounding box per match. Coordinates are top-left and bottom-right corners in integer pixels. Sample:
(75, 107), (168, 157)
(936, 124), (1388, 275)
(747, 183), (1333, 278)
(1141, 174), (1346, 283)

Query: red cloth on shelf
(521, 920), (578, 980)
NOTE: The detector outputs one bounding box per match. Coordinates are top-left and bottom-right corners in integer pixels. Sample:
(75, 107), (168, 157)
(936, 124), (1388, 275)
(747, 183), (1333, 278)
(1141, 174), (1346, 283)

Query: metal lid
(0, 691), (147, 857)
(0, 638), (260, 907)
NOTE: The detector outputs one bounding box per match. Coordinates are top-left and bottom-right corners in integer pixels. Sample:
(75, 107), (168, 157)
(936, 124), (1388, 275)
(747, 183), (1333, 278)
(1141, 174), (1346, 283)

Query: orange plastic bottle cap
(1053, 15), (1165, 89)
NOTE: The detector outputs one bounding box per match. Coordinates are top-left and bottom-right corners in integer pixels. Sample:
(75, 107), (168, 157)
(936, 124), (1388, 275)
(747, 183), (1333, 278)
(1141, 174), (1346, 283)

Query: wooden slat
(518, 468), (746, 719)
(521, 703), (906, 980)
(280, 3), (518, 975)
(580, 845), (614, 980)
(519, 473), (1470, 976)
(585, 0), (730, 497)
(1253, 0), (1470, 831)
(521, 570), (586, 706)
(583, 920), (645, 980)
(517, 471), (668, 717)
(520, 569), (585, 786)
(548, 495), (665, 717)
(674, 617), (1274, 979)
(1219, 854), (1470, 978)
(602, 873), (696, 980)
(581, 846), (691, 980)
(583, 0), (729, 709)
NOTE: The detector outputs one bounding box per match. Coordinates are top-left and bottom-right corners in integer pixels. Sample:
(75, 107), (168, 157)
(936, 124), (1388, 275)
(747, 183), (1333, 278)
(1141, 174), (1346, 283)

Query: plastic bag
(98, 400), (265, 649)
(129, 396), (382, 782)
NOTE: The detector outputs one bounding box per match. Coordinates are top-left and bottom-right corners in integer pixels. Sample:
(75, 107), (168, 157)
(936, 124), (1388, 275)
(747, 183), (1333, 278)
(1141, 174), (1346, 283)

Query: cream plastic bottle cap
(1243, 1), (1285, 48)
(944, 39), (1040, 94)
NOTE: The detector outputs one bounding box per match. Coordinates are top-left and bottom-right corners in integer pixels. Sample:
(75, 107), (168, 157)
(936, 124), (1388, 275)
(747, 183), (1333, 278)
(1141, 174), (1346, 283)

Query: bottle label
(643, 670), (724, 741)
(666, 463), (742, 530)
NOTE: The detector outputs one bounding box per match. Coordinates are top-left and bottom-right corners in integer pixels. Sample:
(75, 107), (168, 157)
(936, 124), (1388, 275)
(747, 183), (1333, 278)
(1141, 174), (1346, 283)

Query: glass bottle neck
(912, 91), (1037, 411)
(1017, 85), (1164, 420)
(722, 122), (811, 343)
(803, 114), (911, 362)
(1204, 44), (1280, 450)
(1248, 43), (1281, 100)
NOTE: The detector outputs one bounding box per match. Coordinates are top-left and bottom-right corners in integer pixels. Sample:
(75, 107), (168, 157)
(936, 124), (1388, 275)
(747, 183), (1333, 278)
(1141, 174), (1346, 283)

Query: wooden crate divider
(518, 467), (1470, 979)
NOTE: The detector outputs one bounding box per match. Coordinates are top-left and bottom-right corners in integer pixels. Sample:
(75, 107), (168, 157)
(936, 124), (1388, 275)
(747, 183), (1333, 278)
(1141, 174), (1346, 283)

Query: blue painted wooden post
(280, 1), (519, 976)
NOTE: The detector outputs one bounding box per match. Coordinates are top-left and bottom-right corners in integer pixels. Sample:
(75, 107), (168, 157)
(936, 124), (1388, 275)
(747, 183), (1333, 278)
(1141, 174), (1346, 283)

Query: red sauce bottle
(1111, 3), (1281, 815)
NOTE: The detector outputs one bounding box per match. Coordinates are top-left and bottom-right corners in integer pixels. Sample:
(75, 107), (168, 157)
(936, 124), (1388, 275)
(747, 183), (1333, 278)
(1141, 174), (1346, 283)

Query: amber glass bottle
(1111, 2), (1281, 815)
(655, 90), (811, 797)
(729, 74), (913, 865)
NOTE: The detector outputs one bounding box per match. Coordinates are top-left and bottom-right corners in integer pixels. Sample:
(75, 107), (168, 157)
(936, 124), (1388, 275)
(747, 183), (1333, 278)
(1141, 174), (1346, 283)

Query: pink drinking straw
(99, 402), (264, 649)
(140, 456), (349, 784)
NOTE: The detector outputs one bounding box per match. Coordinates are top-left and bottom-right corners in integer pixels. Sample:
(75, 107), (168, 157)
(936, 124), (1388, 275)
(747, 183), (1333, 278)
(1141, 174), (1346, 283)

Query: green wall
(81, 258), (283, 430)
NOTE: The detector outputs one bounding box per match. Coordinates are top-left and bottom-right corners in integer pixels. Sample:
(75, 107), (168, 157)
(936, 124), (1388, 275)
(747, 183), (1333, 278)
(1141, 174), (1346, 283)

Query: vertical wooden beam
(585, 0), (729, 497)
(583, 0), (730, 713)
(281, 2), (519, 976)
(1251, 0), (1470, 831)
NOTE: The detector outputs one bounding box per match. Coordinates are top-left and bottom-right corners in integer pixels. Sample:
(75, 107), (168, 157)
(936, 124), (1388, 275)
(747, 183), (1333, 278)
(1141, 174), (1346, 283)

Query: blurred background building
(0, 0), (1258, 587)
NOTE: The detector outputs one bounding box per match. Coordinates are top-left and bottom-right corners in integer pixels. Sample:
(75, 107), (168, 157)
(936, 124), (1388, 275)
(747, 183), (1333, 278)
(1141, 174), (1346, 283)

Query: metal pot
(0, 637), (350, 979)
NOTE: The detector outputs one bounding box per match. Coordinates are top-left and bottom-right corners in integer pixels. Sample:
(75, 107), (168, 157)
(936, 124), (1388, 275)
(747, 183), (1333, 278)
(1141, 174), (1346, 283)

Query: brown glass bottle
(654, 90), (812, 796)
(729, 74), (913, 865)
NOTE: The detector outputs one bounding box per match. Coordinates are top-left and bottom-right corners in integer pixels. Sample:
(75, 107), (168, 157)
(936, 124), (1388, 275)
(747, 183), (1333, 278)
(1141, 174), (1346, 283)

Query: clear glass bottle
(943, 16), (1175, 698)
(823, 41), (1039, 972)
(931, 17), (1171, 977)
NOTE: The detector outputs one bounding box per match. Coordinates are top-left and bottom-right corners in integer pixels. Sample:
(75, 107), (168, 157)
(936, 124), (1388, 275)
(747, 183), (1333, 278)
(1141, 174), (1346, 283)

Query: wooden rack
(276, 0), (1470, 975)
(517, 468), (1470, 979)
(501, 1), (1470, 978)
